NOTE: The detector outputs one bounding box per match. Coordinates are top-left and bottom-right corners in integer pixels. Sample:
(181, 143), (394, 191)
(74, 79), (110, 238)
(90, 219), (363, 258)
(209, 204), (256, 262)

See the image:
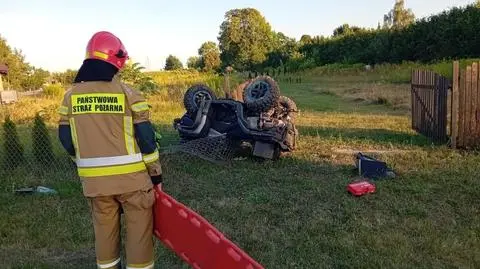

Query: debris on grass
(15, 186), (58, 195)
(355, 152), (396, 179)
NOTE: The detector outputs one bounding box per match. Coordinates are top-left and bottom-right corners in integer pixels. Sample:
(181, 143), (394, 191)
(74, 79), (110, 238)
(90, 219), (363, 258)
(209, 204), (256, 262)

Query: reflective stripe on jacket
(58, 77), (161, 197)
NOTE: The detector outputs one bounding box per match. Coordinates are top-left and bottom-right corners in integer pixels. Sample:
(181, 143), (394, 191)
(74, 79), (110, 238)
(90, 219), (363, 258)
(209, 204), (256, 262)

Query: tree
(383, 0), (415, 29)
(21, 67), (50, 90)
(265, 32), (298, 69)
(218, 8), (274, 71)
(299, 35), (313, 45)
(118, 61), (157, 93)
(2, 116), (24, 171)
(119, 60), (145, 84)
(0, 35), (30, 90)
(198, 41), (221, 72)
(187, 56), (202, 70)
(52, 69), (77, 86)
(164, 55), (183, 70)
(32, 113), (54, 167)
(333, 24), (363, 37)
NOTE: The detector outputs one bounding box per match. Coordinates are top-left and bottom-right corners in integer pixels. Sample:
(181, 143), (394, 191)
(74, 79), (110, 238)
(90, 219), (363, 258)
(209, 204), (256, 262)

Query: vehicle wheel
(272, 144), (281, 160)
(278, 95), (298, 121)
(279, 96), (298, 113)
(243, 76), (280, 114)
(184, 84), (216, 114)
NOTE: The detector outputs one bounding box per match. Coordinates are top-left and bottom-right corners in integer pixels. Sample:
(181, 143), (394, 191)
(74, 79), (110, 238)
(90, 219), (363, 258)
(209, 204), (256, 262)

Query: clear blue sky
(0, 0), (475, 72)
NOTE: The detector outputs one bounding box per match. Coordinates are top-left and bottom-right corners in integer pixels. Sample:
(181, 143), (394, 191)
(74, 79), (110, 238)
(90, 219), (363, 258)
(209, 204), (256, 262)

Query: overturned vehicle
(173, 76), (298, 160)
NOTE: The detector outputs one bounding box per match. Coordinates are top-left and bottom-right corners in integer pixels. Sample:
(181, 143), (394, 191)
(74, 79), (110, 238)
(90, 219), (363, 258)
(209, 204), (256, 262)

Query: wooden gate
(411, 70), (450, 143)
(451, 61), (480, 149)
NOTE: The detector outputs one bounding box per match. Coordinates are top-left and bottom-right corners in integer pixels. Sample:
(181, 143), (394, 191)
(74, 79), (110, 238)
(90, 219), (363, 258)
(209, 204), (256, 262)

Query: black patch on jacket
(74, 59), (119, 83)
(134, 122), (157, 154)
(58, 125), (75, 156)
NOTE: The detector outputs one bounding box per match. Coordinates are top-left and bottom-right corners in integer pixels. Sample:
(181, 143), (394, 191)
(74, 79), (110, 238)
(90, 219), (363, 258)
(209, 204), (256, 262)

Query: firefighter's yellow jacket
(58, 76), (161, 197)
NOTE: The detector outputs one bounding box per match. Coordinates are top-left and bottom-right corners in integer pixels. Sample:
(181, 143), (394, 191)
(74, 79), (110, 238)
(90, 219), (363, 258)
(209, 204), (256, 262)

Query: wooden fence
(411, 70), (450, 143)
(451, 61), (480, 149)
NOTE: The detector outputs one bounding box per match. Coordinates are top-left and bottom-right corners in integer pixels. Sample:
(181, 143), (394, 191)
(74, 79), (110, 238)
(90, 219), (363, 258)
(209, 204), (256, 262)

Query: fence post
(459, 68), (466, 147)
(411, 69), (416, 130)
(477, 61), (480, 145)
(466, 65), (473, 147)
(451, 61), (460, 149)
(471, 63), (478, 146)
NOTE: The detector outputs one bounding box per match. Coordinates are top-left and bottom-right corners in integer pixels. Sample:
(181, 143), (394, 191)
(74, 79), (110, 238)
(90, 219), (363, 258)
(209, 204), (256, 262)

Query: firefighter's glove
(150, 174), (163, 186)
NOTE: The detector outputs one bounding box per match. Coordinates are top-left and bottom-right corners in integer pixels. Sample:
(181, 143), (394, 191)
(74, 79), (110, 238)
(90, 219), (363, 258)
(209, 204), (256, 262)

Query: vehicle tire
(183, 84), (216, 114)
(242, 76), (280, 113)
(278, 95), (298, 122)
(279, 96), (298, 113)
(272, 144), (281, 160)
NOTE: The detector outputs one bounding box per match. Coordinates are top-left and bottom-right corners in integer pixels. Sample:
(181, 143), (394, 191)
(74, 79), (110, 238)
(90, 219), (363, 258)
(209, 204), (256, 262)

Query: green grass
(297, 59), (480, 84)
(1, 70), (479, 268)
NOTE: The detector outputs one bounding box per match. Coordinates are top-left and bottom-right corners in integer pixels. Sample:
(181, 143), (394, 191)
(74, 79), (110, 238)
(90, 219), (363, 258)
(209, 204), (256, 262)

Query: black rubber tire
(279, 96), (298, 112)
(183, 84), (216, 114)
(242, 76), (280, 113)
(278, 96), (298, 121)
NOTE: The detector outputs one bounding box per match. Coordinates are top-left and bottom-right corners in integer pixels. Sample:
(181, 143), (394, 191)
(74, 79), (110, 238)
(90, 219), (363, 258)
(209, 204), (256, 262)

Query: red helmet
(85, 31), (129, 69)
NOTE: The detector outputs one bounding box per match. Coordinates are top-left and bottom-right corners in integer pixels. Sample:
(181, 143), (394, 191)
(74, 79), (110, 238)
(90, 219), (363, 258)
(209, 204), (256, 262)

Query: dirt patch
(340, 83), (410, 108)
(344, 88), (363, 94)
(353, 97), (367, 103)
(317, 89), (336, 96)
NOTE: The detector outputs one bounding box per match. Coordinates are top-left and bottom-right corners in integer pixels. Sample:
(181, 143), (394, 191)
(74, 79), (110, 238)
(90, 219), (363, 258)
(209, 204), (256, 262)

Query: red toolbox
(347, 180), (376, 196)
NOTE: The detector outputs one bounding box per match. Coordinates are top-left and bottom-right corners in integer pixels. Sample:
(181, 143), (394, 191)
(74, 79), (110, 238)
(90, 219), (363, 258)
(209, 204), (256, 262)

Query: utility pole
(145, 57), (151, 71)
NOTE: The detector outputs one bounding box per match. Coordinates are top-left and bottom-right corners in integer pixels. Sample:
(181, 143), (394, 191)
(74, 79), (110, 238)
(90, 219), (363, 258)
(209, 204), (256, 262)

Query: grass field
(0, 69), (479, 268)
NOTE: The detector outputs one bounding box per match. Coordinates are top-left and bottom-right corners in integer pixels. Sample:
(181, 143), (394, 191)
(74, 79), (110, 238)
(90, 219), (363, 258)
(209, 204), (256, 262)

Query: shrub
(299, 5), (480, 67)
(2, 116), (24, 171)
(32, 113), (54, 167)
(43, 83), (65, 97)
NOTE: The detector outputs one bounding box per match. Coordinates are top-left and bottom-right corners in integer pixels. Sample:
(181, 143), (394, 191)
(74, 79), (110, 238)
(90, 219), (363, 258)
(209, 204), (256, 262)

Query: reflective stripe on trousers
(97, 257), (120, 269)
(126, 261), (154, 269)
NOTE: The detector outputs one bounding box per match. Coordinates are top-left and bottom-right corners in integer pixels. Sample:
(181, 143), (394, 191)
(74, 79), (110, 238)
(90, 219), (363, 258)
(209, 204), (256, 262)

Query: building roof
(0, 64), (8, 75)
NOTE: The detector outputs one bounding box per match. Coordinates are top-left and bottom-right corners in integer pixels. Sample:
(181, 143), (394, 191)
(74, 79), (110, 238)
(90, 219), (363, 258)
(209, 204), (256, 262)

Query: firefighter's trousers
(87, 187), (155, 269)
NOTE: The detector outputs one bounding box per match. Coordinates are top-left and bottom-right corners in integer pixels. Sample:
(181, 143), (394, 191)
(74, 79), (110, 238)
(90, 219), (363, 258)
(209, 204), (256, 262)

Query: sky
(0, 0), (476, 72)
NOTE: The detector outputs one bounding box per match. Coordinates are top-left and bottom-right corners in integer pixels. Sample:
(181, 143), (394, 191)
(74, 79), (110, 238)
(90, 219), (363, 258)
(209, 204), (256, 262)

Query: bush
(32, 113), (54, 167)
(43, 83), (65, 97)
(300, 4), (480, 67)
(2, 116), (25, 171)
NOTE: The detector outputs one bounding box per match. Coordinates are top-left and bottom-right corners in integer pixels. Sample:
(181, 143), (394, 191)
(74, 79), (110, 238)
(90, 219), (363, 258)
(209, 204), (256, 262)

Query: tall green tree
(333, 24), (363, 37)
(118, 61), (156, 92)
(299, 35), (313, 45)
(32, 113), (54, 167)
(21, 67), (50, 90)
(2, 116), (24, 171)
(218, 8), (274, 71)
(198, 41), (221, 72)
(164, 55), (183, 70)
(52, 69), (77, 86)
(187, 56), (202, 70)
(0, 35), (30, 90)
(265, 32), (298, 68)
(383, 0), (416, 29)
(299, 4), (480, 67)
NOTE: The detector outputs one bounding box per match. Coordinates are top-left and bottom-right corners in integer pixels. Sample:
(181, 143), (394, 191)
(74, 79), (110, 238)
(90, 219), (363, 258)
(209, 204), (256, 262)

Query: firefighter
(58, 31), (162, 269)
